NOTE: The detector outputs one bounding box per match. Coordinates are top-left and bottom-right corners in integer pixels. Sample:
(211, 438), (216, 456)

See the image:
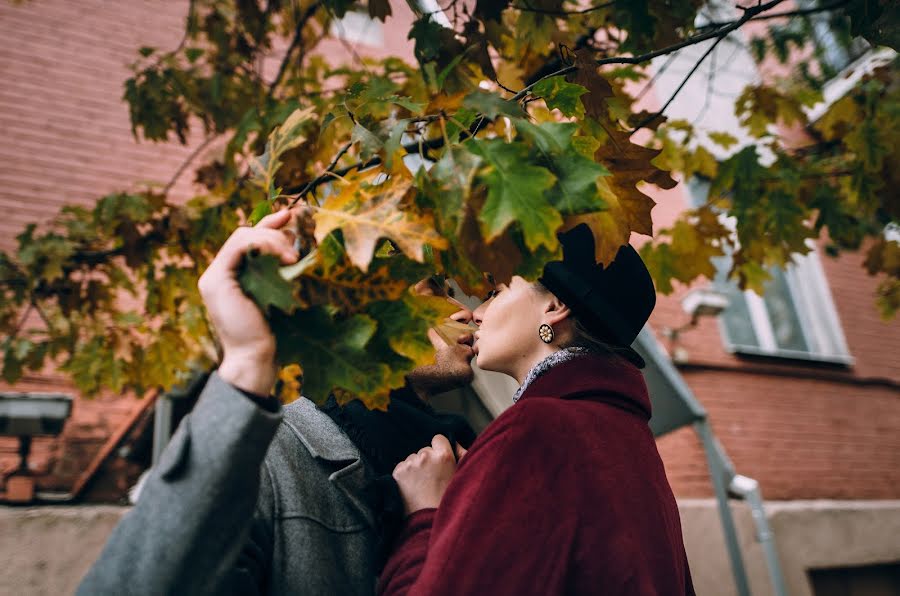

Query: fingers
(255, 208), (292, 230)
(455, 443), (468, 461)
(248, 228), (300, 264)
(431, 434), (453, 456)
(426, 328), (447, 350)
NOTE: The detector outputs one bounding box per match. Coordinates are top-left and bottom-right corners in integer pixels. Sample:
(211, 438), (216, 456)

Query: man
(78, 209), (477, 595)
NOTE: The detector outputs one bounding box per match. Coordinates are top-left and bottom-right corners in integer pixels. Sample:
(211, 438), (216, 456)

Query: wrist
(218, 354), (277, 397)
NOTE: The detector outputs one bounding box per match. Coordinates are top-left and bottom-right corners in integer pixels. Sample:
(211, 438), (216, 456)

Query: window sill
(726, 344), (854, 367)
(805, 47), (897, 123)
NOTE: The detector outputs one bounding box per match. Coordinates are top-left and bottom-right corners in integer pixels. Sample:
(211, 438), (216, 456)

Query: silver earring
(539, 323), (554, 344)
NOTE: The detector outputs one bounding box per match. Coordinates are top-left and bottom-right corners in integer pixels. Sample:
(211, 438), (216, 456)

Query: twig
(283, 0), (789, 198)
(162, 134), (220, 196)
(631, 34), (725, 134)
(633, 52), (680, 101)
(288, 142), (353, 206)
(695, 0), (849, 31)
(516, 0), (786, 102)
(5, 303), (34, 342)
(514, 0), (618, 16)
(267, 1), (322, 99)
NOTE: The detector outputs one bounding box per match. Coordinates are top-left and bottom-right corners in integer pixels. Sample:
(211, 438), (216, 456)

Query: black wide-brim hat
(538, 223), (656, 368)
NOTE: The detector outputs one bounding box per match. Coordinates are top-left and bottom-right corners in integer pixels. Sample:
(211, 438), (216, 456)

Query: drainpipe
(730, 475), (789, 596)
(695, 419), (752, 596)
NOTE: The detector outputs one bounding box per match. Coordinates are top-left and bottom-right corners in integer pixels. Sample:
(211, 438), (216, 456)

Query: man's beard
(406, 359), (474, 395)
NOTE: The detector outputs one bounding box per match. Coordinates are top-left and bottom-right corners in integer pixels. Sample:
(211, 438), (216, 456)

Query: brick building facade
(1, 1), (898, 594)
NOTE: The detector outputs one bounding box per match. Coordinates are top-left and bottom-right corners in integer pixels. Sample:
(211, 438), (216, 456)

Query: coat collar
(517, 353), (652, 420)
(283, 397), (359, 462)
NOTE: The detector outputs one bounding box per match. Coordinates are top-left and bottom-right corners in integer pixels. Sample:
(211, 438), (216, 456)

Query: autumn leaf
(248, 106), (317, 194)
(462, 89), (526, 120)
(422, 146), (483, 234)
(313, 173), (448, 271)
(367, 0), (391, 21)
(566, 49), (615, 121)
(369, 290), (458, 368)
(515, 120), (610, 215)
(238, 252), (297, 314)
(466, 138), (561, 252)
(532, 76), (588, 117)
(707, 131), (739, 150)
(272, 307), (391, 403)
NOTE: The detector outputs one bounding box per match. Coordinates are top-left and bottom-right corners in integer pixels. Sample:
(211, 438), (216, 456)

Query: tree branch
(282, 0), (791, 199)
(631, 33), (726, 133)
(695, 0), (850, 31)
(267, 1), (322, 99)
(162, 134), (220, 196)
(514, 0), (618, 16)
(288, 141), (353, 207)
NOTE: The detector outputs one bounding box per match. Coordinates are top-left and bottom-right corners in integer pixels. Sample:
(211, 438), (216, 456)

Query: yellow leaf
(313, 173), (448, 271)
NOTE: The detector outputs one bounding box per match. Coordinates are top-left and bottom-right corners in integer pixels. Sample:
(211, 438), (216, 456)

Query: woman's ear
(543, 297), (571, 326)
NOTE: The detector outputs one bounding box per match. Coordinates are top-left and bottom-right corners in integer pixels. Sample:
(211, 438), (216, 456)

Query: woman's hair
(531, 281), (637, 366)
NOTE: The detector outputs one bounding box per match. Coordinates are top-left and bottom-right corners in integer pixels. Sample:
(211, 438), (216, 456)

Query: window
(687, 179), (853, 365)
(797, 0), (870, 76)
(329, 11), (384, 47)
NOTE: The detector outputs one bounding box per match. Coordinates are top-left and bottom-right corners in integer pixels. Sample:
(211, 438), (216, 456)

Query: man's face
(405, 279), (476, 394)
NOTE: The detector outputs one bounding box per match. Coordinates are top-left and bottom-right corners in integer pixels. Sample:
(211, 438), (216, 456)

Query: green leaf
(272, 307), (391, 402)
(185, 48), (204, 63)
(409, 18), (444, 63)
(515, 121), (609, 215)
(138, 46), (155, 57)
(238, 253), (296, 314)
(249, 201), (272, 225)
(351, 122), (384, 160)
(532, 76), (588, 117)
(707, 131), (739, 150)
(467, 138), (561, 251)
(462, 90), (526, 120)
(424, 146), (483, 233)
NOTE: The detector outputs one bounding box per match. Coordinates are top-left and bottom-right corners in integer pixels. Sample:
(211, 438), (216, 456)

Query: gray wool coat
(77, 373), (379, 596)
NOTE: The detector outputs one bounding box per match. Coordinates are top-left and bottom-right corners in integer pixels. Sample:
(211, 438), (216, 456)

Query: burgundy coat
(379, 354), (694, 596)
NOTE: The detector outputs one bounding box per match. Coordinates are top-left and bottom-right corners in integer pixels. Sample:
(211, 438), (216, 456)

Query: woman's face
(472, 276), (548, 378)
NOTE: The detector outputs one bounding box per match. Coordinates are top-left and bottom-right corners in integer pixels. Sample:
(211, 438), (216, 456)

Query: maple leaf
(272, 307), (391, 404)
(462, 90), (525, 120)
(298, 242), (428, 313)
(421, 146), (483, 235)
(369, 290), (459, 369)
(313, 173), (448, 271)
(641, 207), (729, 293)
(565, 49), (616, 121)
(367, 0), (391, 22)
(466, 138), (561, 252)
(238, 253), (297, 314)
(248, 106), (317, 194)
(516, 120), (610, 215)
(532, 76), (587, 117)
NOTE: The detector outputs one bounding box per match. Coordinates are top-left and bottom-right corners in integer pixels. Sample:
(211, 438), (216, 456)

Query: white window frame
(329, 10), (384, 47)
(717, 249), (854, 365)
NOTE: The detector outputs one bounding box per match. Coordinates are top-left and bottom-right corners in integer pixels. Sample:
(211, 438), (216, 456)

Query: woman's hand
(393, 435), (467, 515)
(198, 209), (299, 396)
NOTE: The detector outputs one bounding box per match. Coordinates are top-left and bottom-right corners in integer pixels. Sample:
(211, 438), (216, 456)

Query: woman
(379, 223), (695, 595)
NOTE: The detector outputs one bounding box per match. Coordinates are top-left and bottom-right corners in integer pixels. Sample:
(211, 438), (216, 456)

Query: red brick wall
(0, 0), (197, 499)
(0, 0), (420, 500)
(1, 0), (897, 503)
(649, 172), (900, 501)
